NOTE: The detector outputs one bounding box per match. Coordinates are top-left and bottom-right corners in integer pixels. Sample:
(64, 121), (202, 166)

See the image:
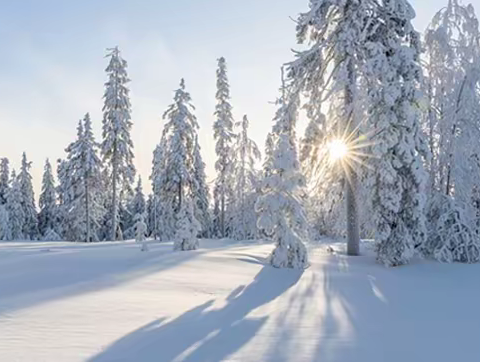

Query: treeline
(0, 51), (260, 245)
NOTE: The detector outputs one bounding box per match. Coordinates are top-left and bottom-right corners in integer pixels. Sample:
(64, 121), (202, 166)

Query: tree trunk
(345, 58), (360, 256)
(346, 170), (360, 255)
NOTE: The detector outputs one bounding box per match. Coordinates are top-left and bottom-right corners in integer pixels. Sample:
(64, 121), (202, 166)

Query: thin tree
(213, 57), (235, 238)
(18, 153), (39, 240)
(232, 115), (261, 240)
(101, 46), (136, 241)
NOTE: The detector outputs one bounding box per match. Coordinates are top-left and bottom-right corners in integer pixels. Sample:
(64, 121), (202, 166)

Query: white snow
(1, 239), (480, 361)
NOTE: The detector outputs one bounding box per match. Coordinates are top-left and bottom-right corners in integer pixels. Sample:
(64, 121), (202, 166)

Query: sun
(328, 139), (349, 162)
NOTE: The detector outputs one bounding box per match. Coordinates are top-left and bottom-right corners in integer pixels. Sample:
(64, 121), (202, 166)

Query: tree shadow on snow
(0, 243), (205, 315)
(89, 265), (303, 362)
(312, 254), (480, 362)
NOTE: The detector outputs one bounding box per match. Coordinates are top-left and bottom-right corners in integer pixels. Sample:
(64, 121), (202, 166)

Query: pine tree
(256, 89), (309, 269)
(231, 115), (261, 240)
(6, 170), (24, 240)
(213, 57), (236, 238)
(18, 153), (39, 240)
(0, 158), (9, 205)
(101, 46), (136, 241)
(38, 159), (58, 237)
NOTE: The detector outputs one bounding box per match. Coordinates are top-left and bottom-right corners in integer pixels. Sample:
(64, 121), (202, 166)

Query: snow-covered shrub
(174, 200), (200, 251)
(425, 194), (480, 263)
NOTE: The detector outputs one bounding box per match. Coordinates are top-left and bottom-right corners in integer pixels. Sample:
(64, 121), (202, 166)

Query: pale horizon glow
(0, 0), (446, 198)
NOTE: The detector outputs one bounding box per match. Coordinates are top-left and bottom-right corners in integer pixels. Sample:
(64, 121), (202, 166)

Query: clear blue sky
(0, 0), (466, 196)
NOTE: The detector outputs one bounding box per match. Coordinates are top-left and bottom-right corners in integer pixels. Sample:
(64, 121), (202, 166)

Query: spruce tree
(160, 79), (201, 249)
(6, 170), (24, 240)
(231, 115), (261, 240)
(101, 46), (136, 240)
(56, 158), (74, 240)
(192, 136), (211, 237)
(0, 158), (9, 205)
(0, 204), (10, 241)
(124, 177), (146, 239)
(366, 0), (429, 266)
(213, 57), (235, 238)
(38, 159), (58, 237)
(18, 153), (39, 240)
(67, 114), (104, 242)
(256, 89), (309, 269)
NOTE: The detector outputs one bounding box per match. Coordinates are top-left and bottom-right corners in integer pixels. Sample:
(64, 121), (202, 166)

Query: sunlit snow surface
(1, 239), (479, 361)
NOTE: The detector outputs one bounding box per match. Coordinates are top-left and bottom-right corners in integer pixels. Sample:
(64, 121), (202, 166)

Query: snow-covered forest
(1, 0), (480, 269)
(3, 1), (480, 361)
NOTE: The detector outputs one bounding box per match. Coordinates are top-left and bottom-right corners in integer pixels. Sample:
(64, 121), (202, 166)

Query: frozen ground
(1, 238), (480, 362)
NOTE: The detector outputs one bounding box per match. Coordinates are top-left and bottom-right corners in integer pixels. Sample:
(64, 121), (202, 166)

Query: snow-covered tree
(151, 139), (176, 241)
(67, 114), (104, 242)
(124, 177), (146, 239)
(156, 79), (200, 247)
(174, 199), (200, 251)
(18, 153), (39, 240)
(38, 159), (58, 237)
(289, 0), (382, 254)
(256, 89), (309, 269)
(192, 136), (211, 237)
(130, 177), (146, 218)
(0, 158), (9, 205)
(290, 0), (428, 265)
(424, 0), (480, 200)
(0, 204), (11, 241)
(101, 46), (136, 240)
(231, 115), (261, 240)
(6, 170), (24, 240)
(422, 0), (480, 262)
(213, 57), (236, 238)
(56, 158), (74, 239)
(365, 0), (429, 266)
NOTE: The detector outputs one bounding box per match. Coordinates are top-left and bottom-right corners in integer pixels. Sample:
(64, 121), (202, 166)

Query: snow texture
(1, 239), (480, 362)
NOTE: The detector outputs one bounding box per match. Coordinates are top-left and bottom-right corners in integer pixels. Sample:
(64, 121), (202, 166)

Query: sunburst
(327, 121), (381, 187)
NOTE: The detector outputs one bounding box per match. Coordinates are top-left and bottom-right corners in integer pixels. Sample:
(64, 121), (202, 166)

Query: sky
(0, 0), (469, 197)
